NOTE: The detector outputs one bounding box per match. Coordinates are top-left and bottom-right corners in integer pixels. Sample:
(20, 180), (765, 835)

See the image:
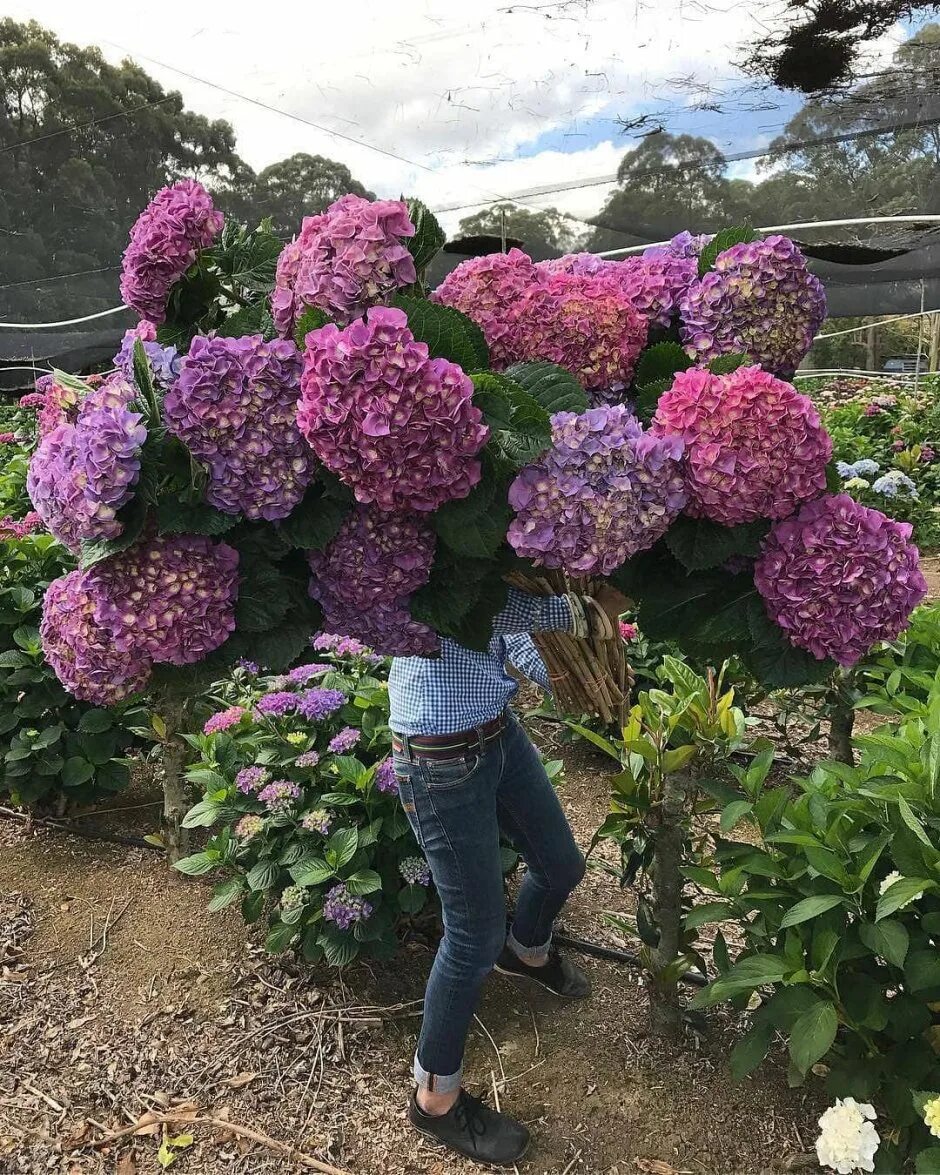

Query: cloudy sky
(5, 0), (911, 235)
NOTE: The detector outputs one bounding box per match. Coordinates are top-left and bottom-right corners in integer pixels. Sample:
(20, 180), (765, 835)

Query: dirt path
(0, 730), (824, 1175)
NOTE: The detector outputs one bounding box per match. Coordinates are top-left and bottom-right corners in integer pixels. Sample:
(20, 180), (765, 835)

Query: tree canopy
(457, 203), (577, 260)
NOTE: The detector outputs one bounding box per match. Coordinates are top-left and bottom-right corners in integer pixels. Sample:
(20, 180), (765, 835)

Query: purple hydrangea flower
(258, 779), (301, 813)
(643, 231), (713, 261)
(399, 856), (431, 887)
(294, 688), (346, 722)
(311, 633), (378, 659)
(272, 194), (416, 336)
(203, 706), (246, 735)
(120, 179), (224, 324)
(679, 235), (827, 376)
(651, 365), (832, 526)
(507, 406), (687, 576)
(85, 534), (239, 666)
(374, 758), (398, 794)
(308, 507), (438, 657)
(298, 307), (488, 513)
(235, 814), (265, 841)
(295, 750), (321, 769)
(287, 663), (331, 684)
(323, 883), (373, 930)
(27, 378), (147, 552)
(255, 691), (297, 718)
(165, 334), (313, 520)
(301, 807), (332, 835)
(235, 766), (270, 794)
(237, 658), (260, 674)
(754, 494), (927, 666)
(40, 570), (152, 705)
(328, 727), (361, 754)
(113, 322), (180, 388)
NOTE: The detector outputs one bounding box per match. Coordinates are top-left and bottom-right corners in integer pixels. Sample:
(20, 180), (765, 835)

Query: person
(389, 582), (629, 1167)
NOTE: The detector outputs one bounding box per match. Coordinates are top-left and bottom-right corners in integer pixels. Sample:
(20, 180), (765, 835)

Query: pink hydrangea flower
(540, 251), (696, 329)
(203, 706), (246, 735)
(0, 512), (43, 540)
(120, 179), (224, 324)
(0, 433), (15, 444)
(651, 365), (832, 526)
(298, 306), (488, 513)
(432, 249), (539, 367)
(271, 193), (416, 336)
(619, 621), (638, 642)
(755, 494), (927, 666)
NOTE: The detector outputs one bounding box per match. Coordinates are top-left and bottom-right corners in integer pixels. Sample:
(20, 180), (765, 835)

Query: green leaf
(825, 460), (842, 492)
(173, 852), (216, 876)
(698, 225), (757, 276)
(504, 360), (589, 416)
(234, 560), (294, 633)
(182, 799), (223, 829)
(344, 869), (382, 896)
(915, 1148), (940, 1174)
(241, 890), (265, 923)
(390, 294), (489, 371)
(779, 894), (844, 929)
(472, 372), (552, 469)
(78, 494), (150, 569)
(788, 999), (838, 1074)
(877, 877), (931, 920)
(247, 859), (280, 892)
(131, 339), (160, 428)
(633, 376), (673, 423)
(859, 919), (909, 968)
(898, 794), (933, 847)
(744, 598), (836, 689)
(291, 857), (335, 886)
(633, 341), (693, 390)
(77, 709), (113, 734)
(293, 306), (330, 348)
(155, 497), (239, 536)
(265, 919), (298, 954)
(693, 953), (792, 1006)
(666, 517), (769, 573)
(398, 883), (428, 915)
(61, 756), (94, 788)
(215, 301), (271, 339)
(906, 949), (940, 993)
(683, 901), (734, 930)
(277, 480), (352, 551)
(433, 477), (510, 559)
(320, 929), (360, 967)
(720, 800), (753, 833)
(208, 876), (244, 912)
(708, 353), (749, 375)
(730, 1024), (772, 1080)
(326, 826), (358, 870)
(406, 198), (446, 272)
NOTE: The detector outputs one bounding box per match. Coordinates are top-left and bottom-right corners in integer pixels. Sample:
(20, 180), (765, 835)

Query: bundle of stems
(506, 570), (630, 727)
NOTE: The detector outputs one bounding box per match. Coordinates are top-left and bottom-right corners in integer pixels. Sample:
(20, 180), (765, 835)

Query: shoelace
(454, 1092), (488, 1142)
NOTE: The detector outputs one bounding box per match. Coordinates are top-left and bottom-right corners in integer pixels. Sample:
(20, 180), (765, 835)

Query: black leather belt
(391, 712), (506, 761)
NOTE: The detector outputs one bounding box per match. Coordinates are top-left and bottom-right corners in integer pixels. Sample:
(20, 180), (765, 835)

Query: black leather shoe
(408, 1088), (530, 1166)
(495, 944), (592, 998)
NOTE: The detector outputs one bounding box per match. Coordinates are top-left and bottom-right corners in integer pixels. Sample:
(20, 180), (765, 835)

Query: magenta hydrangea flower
(86, 534), (239, 666)
(754, 494), (927, 666)
(294, 688), (346, 722)
(120, 179), (224, 323)
(258, 779), (301, 813)
(432, 249), (539, 367)
(40, 570), (152, 705)
(203, 706), (246, 735)
(510, 269), (649, 395)
(328, 727), (361, 754)
(311, 633), (380, 660)
(27, 378), (147, 552)
(165, 334), (313, 520)
(298, 307), (488, 513)
(113, 322), (180, 388)
(540, 252), (695, 330)
(236, 766), (269, 794)
(651, 365), (832, 526)
(679, 235), (827, 375)
(323, 883), (373, 930)
(0, 513), (43, 540)
(31, 375), (84, 439)
(308, 506), (438, 657)
(508, 406), (686, 576)
(619, 621), (638, 642)
(271, 194), (416, 336)
(18, 392), (45, 409)
(374, 758), (398, 794)
(0, 433), (15, 445)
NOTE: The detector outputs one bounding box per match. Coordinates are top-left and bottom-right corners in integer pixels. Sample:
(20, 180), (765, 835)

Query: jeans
(392, 710), (586, 1093)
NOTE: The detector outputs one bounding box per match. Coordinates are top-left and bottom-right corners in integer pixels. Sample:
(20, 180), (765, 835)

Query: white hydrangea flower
(816, 1098), (880, 1174)
(879, 871), (923, 905)
(924, 1094), (940, 1139)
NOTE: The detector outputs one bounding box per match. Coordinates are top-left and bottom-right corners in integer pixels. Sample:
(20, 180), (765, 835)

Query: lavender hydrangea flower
(328, 727), (361, 754)
(85, 534), (239, 666)
(165, 334), (313, 520)
(311, 633), (381, 661)
(679, 235), (827, 375)
(40, 570), (152, 705)
(643, 231), (713, 261)
(651, 365), (832, 526)
(255, 691), (297, 717)
(294, 688), (346, 722)
(838, 459), (880, 478)
(203, 706), (246, 735)
(120, 179), (224, 323)
(235, 814), (265, 841)
(873, 471), (919, 499)
(295, 750), (321, 769)
(272, 194), (416, 336)
(754, 494), (927, 666)
(113, 322), (180, 388)
(299, 307), (488, 513)
(236, 766), (269, 794)
(237, 658), (260, 674)
(301, 808), (332, 835)
(399, 857), (431, 887)
(27, 378), (147, 552)
(287, 663), (331, 684)
(258, 779), (301, 813)
(374, 759), (398, 794)
(323, 883), (373, 930)
(308, 506), (438, 656)
(507, 406), (686, 576)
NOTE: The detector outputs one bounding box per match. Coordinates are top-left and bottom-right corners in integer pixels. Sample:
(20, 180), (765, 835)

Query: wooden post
(865, 322), (880, 373)
(929, 312), (940, 373)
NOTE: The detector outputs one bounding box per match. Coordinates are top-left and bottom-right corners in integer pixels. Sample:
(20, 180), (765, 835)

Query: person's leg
(393, 741), (507, 1112)
(495, 713), (586, 962)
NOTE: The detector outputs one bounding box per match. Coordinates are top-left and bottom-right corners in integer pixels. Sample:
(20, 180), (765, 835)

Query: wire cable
(0, 306), (131, 329)
(0, 95), (176, 154)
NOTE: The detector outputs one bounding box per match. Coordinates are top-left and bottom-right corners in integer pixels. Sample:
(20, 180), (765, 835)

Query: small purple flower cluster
(298, 307), (488, 513)
(258, 779), (301, 813)
(27, 378), (147, 552)
(272, 193), (416, 336)
(293, 688), (346, 722)
(0, 512), (43, 540)
(203, 706), (246, 735)
(256, 691), (297, 717)
(323, 883), (373, 930)
(287, 663), (331, 684)
(165, 334), (313, 520)
(113, 321), (180, 388)
(301, 808), (332, 836)
(120, 179), (224, 323)
(374, 759), (398, 794)
(311, 633), (381, 661)
(328, 727), (361, 754)
(295, 750), (321, 769)
(236, 766), (269, 794)
(399, 857), (431, 887)
(507, 406), (687, 575)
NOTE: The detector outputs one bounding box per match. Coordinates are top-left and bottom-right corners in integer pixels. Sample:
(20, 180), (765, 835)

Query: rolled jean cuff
(414, 1053), (462, 1094)
(507, 926), (552, 962)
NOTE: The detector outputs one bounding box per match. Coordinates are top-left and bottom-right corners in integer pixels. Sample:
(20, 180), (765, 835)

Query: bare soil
(0, 721), (826, 1175)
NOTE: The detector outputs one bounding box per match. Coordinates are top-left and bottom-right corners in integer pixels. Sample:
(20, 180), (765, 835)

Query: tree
(224, 153), (375, 238)
(457, 202), (578, 260)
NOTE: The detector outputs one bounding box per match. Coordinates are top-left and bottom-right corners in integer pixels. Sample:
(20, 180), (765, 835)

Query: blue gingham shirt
(389, 589), (573, 735)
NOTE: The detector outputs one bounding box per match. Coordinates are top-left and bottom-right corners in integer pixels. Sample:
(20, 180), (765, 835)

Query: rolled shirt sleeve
(504, 634), (552, 691)
(490, 587), (574, 636)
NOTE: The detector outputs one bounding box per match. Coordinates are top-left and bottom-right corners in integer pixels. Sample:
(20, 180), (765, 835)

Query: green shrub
(177, 648), (430, 966)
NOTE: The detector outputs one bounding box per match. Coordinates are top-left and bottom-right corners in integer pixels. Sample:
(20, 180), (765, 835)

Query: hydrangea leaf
(825, 460), (842, 492)
(293, 306), (330, 349)
(210, 220), (283, 293)
(788, 998), (837, 1074)
(633, 341), (693, 391)
(472, 372), (551, 469)
(406, 199), (446, 273)
(504, 361), (589, 416)
(216, 302), (274, 339)
(276, 483), (352, 551)
(234, 558), (294, 633)
(319, 928), (360, 967)
(390, 294), (489, 371)
(666, 517), (770, 572)
(708, 352), (749, 375)
(697, 224), (758, 276)
(433, 475), (511, 560)
(634, 377), (673, 423)
(155, 497), (239, 536)
(78, 493), (150, 570)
